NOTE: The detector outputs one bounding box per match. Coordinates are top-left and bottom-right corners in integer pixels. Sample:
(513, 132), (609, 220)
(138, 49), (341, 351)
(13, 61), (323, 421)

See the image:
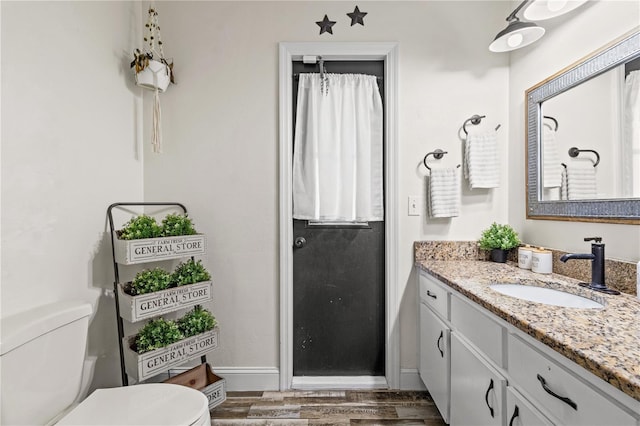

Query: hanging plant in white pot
(131, 8), (175, 153)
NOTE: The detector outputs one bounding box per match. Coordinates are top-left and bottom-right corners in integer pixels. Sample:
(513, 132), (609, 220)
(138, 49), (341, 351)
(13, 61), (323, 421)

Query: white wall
(1, 1), (144, 389)
(143, 1), (510, 385)
(508, 0), (640, 262)
(9, 1), (632, 393)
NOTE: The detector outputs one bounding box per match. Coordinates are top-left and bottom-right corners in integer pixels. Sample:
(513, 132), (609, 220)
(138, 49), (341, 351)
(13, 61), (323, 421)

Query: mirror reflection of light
(507, 33), (524, 48)
(523, 0), (587, 21)
(547, 0), (567, 12)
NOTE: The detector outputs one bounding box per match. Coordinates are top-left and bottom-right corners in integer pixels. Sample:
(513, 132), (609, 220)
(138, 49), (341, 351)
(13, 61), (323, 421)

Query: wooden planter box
(117, 281), (214, 323)
(123, 328), (219, 381)
(164, 363), (226, 410)
(113, 233), (206, 264)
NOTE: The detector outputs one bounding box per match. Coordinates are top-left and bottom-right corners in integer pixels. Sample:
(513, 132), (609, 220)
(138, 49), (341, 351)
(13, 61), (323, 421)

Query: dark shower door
(292, 60), (385, 376)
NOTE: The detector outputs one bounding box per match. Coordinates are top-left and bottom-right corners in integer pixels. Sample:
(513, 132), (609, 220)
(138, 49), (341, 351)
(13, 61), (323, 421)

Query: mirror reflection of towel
(562, 163), (597, 200)
(542, 126), (562, 188)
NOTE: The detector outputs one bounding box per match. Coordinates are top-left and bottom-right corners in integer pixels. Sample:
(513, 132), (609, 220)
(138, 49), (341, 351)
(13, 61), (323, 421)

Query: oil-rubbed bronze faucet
(560, 237), (620, 295)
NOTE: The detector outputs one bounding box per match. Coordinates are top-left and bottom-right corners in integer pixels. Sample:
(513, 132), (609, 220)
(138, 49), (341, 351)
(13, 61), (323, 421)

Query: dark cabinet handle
(426, 290), (437, 299)
(537, 374), (577, 410)
(436, 330), (444, 358)
(509, 405), (519, 426)
(484, 379), (495, 418)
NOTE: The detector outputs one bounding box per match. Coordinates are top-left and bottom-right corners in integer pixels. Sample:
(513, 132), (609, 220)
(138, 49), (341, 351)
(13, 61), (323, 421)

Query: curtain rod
(292, 74), (383, 80)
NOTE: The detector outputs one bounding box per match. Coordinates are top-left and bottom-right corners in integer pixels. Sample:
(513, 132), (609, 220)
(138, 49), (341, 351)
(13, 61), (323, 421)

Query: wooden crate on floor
(165, 363), (226, 410)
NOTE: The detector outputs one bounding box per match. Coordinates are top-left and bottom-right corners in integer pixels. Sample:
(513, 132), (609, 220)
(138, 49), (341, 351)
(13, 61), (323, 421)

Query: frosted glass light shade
(523, 0), (588, 21)
(489, 20), (545, 52)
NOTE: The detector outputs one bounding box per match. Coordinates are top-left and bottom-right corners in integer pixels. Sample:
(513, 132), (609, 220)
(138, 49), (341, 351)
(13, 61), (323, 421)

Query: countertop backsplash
(414, 241), (637, 296)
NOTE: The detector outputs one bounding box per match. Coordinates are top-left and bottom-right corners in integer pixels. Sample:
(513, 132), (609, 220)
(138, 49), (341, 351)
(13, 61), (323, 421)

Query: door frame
(278, 42), (399, 390)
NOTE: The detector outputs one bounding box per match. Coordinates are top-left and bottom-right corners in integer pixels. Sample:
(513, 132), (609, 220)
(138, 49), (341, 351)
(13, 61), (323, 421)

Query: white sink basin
(489, 284), (604, 309)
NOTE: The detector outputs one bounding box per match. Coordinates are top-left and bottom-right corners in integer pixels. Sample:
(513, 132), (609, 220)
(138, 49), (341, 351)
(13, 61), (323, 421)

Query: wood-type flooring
(210, 390), (447, 425)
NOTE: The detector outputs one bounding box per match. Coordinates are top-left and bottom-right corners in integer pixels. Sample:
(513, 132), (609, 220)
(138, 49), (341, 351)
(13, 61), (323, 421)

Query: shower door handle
(294, 237), (307, 249)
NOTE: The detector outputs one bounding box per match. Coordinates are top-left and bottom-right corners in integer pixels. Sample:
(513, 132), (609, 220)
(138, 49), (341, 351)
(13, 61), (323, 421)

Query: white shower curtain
(293, 73), (384, 222)
(622, 70), (640, 197)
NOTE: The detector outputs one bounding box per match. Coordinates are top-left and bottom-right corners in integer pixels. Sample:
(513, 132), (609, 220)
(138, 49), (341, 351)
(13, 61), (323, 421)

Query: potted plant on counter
(478, 222), (521, 263)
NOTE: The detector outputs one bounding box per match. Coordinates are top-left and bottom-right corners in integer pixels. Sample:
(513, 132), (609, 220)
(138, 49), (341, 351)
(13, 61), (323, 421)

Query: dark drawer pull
(484, 379), (495, 418)
(436, 330), (444, 358)
(509, 405), (519, 426)
(426, 290), (437, 299)
(537, 374), (577, 410)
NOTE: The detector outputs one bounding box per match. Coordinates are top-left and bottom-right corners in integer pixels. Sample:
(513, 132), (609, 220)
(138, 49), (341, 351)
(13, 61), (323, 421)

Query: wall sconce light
(489, 0), (587, 53)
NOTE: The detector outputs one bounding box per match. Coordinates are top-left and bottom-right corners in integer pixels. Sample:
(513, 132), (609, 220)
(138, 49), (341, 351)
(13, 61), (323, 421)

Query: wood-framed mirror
(525, 28), (640, 224)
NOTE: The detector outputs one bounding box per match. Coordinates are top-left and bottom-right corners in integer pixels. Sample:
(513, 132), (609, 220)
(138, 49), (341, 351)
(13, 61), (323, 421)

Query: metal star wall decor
(316, 15), (336, 35)
(347, 6), (367, 26)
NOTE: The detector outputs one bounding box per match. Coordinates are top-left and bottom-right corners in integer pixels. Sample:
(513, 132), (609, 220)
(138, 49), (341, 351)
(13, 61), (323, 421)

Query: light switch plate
(408, 196), (421, 216)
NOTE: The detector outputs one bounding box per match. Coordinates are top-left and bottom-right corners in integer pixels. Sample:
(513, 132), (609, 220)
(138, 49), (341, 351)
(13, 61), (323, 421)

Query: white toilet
(0, 300), (211, 426)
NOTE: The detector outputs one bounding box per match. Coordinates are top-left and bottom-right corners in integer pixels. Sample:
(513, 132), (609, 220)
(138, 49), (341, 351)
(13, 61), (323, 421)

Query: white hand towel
(428, 168), (460, 218)
(542, 126), (562, 188)
(566, 162), (597, 200)
(464, 129), (500, 189)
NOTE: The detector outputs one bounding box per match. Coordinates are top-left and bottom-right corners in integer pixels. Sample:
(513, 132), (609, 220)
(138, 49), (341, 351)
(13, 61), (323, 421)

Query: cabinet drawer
(418, 272), (449, 319)
(508, 334), (636, 426)
(451, 294), (505, 368)
(506, 387), (554, 426)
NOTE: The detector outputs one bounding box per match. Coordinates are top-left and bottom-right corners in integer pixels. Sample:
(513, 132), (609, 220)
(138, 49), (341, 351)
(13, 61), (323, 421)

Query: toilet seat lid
(56, 383), (209, 426)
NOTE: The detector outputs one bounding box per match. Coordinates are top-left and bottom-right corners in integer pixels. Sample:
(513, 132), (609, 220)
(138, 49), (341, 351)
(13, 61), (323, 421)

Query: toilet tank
(1, 300), (93, 425)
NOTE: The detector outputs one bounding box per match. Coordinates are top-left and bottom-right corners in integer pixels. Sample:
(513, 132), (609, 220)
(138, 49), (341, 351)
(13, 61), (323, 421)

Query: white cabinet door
(451, 333), (506, 426)
(506, 387), (555, 426)
(419, 302), (450, 423)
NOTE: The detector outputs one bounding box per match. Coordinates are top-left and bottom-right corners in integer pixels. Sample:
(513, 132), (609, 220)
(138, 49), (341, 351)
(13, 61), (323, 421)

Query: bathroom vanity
(416, 260), (640, 425)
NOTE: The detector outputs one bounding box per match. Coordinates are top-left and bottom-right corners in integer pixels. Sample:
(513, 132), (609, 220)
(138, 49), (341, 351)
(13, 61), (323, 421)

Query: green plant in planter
(135, 318), (184, 354)
(177, 306), (217, 338)
(161, 213), (197, 237)
(478, 222), (521, 250)
(171, 259), (211, 286)
(119, 215), (163, 240)
(130, 268), (172, 295)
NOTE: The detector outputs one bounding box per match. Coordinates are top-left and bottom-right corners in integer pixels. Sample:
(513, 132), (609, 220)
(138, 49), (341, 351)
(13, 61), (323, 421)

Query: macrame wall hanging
(131, 8), (175, 153)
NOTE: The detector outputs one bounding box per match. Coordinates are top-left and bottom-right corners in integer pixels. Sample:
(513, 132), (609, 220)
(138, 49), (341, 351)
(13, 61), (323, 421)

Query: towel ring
(544, 115), (559, 131)
(462, 115), (485, 135)
(462, 114), (501, 135)
(568, 147), (600, 167)
(423, 149), (461, 171)
(423, 149), (446, 171)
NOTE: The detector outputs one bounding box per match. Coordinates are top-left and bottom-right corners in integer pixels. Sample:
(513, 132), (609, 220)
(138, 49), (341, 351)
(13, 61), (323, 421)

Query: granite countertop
(415, 259), (640, 403)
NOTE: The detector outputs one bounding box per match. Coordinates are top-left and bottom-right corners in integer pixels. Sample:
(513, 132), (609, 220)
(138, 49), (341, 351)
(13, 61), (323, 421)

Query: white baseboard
(169, 366), (280, 392)
(213, 367), (280, 391)
(400, 368), (426, 391)
(166, 367), (425, 392)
